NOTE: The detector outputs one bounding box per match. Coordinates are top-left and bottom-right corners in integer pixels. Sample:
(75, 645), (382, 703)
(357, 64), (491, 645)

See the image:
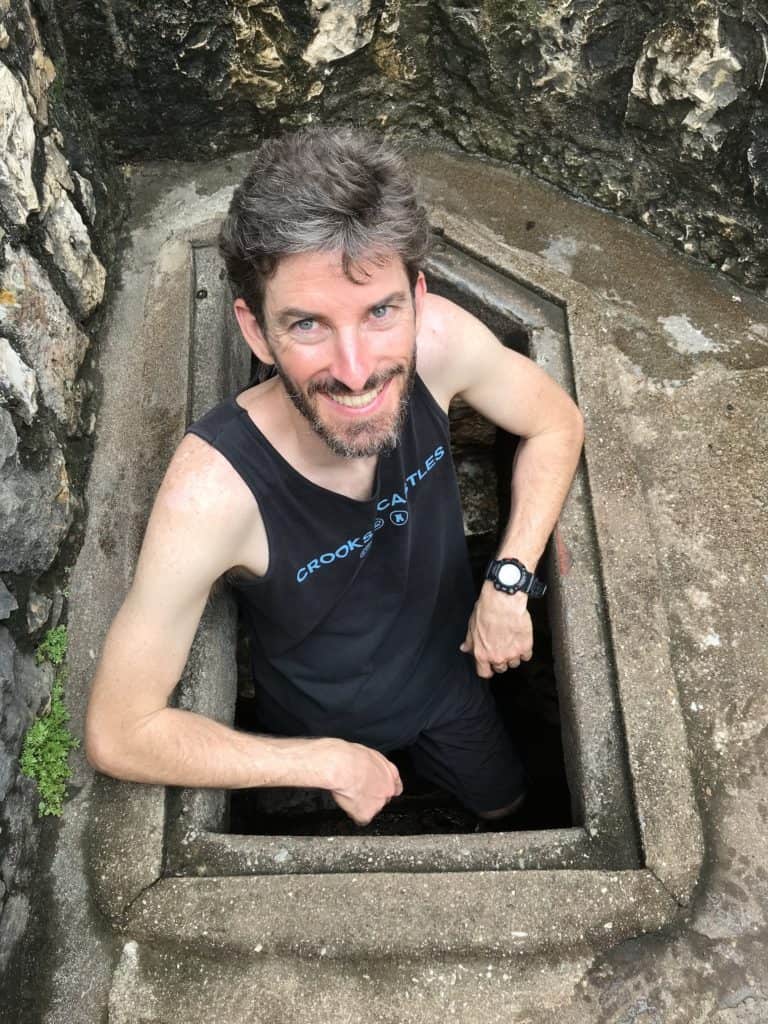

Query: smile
(324, 380), (389, 411)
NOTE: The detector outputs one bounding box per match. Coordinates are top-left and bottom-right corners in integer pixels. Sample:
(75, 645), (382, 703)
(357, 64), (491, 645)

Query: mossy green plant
(21, 628), (79, 817)
(34, 624), (68, 666)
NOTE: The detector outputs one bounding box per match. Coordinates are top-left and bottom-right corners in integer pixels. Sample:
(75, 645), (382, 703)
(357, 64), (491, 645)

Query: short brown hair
(219, 128), (430, 329)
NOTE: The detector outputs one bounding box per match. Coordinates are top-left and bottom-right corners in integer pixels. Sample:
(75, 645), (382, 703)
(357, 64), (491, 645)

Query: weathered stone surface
(0, 3), (121, 1003)
(0, 627), (19, 802)
(73, 170), (96, 224)
(49, 585), (65, 629)
(449, 395), (496, 450)
(0, 336), (38, 424)
(0, 440), (72, 574)
(52, 1), (768, 294)
(0, 578), (17, 620)
(0, 613), (48, 998)
(1, 244), (89, 429)
(0, 892), (29, 977)
(0, 626), (51, 792)
(0, 405), (17, 463)
(630, 15), (742, 150)
(42, 134), (74, 194)
(40, 149), (106, 318)
(25, 588), (51, 633)
(303, 0), (376, 66)
(455, 452), (497, 537)
(426, 1), (768, 291)
(0, 62), (39, 225)
(25, 14), (56, 124)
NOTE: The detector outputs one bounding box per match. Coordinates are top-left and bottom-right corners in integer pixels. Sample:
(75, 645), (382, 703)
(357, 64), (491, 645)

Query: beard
(270, 352), (416, 458)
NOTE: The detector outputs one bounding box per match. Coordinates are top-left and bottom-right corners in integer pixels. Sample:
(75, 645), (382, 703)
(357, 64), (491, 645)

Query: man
(85, 129), (584, 827)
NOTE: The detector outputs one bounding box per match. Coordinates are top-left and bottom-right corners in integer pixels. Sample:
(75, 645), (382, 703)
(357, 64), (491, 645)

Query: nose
(329, 327), (376, 392)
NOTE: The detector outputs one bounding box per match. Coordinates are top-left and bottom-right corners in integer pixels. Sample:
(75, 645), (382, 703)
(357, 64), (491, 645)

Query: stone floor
(13, 145), (768, 1023)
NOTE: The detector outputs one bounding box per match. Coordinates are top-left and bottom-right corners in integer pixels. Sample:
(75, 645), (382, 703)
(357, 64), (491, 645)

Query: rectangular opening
(228, 259), (572, 837)
(164, 239), (640, 876)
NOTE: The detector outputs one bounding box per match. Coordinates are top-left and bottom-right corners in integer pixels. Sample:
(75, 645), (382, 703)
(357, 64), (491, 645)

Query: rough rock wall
(57, 0), (767, 294)
(427, 0), (767, 292)
(54, 0), (439, 156)
(0, 0), (121, 982)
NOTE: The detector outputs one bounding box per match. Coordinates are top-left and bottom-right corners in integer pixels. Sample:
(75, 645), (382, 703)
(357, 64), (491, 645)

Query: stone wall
(56, 0), (767, 294)
(0, 0), (121, 983)
(424, 0), (767, 292)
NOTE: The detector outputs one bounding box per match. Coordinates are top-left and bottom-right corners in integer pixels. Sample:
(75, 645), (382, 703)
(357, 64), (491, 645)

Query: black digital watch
(484, 557), (547, 598)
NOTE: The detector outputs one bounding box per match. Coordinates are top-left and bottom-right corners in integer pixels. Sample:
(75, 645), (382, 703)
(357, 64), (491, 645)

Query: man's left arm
(420, 295), (585, 678)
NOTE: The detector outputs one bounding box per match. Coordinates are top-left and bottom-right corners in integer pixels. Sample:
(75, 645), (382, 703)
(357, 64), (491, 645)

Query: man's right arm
(85, 435), (401, 825)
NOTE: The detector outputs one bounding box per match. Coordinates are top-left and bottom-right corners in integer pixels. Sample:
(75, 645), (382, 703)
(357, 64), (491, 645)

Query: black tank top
(186, 375), (475, 749)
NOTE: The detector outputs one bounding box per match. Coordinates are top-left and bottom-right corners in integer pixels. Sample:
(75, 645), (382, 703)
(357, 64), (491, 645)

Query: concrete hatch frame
(86, 192), (703, 962)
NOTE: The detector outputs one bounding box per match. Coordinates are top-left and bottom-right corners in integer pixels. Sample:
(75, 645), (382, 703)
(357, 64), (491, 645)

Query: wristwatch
(484, 557), (547, 598)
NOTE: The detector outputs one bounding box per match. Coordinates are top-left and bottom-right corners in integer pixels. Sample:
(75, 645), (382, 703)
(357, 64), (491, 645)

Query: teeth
(329, 386), (382, 408)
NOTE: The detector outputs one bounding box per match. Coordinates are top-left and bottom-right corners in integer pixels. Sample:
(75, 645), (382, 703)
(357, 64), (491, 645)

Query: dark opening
(228, 269), (572, 836)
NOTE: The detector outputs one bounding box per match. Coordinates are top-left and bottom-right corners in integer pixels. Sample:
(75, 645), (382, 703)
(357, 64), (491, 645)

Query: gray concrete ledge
(124, 870), (676, 961)
(87, 169), (702, 935)
(165, 826), (600, 877)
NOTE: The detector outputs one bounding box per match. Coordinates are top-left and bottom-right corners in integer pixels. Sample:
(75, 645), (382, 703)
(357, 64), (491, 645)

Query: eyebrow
(274, 291), (410, 326)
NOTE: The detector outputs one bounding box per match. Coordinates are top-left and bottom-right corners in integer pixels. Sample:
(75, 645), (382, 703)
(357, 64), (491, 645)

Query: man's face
(259, 250), (424, 458)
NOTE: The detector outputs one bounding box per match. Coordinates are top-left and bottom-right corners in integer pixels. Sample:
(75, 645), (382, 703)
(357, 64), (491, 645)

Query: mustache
(306, 364), (406, 398)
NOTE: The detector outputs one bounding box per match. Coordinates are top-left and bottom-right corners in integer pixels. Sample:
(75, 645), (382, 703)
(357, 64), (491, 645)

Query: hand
(460, 584), (533, 679)
(326, 741), (403, 826)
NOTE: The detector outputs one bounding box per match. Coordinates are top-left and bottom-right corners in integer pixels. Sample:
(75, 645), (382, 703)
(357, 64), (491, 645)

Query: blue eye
(293, 318), (316, 331)
(371, 305), (390, 319)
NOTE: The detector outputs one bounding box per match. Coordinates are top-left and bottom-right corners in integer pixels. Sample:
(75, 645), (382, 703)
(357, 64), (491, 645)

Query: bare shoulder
(416, 292), (499, 408)
(159, 432), (255, 518)
(133, 432), (265, 596)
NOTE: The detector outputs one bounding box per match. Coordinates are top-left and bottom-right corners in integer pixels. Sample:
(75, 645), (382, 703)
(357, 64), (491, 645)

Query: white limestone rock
(40, 139), (106, 319)
(73, 171), (97, 224)
(303, 0), (376, 66)
(0, 337), (38, 424)
(0, 245), (89, 431)
(631, 15), (743, 151)
(42, 135), (74, 195)
(0, 63), (39, 225)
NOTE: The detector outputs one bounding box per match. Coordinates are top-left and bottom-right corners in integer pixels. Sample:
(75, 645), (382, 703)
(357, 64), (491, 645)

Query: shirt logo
(294, 444), (445, 584)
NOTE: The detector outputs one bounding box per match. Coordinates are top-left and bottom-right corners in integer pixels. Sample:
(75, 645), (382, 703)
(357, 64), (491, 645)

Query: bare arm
(85, 435), (401, 823)
(419, 294), (584, 676)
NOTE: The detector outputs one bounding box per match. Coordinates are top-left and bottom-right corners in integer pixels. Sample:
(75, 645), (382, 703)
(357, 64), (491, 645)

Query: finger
(476, 658), (493, 679)
(520, 649), (533, 662)
(380, 754), (402, 795)
(491, 661), (508, 674)
(460, 630), (471, 653)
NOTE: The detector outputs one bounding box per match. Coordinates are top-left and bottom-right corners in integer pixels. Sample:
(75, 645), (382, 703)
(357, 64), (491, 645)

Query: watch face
(497, 563), (523, 588)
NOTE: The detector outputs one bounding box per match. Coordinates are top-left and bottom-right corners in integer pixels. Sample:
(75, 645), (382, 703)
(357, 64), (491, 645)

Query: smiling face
(236, 250), (425, 458)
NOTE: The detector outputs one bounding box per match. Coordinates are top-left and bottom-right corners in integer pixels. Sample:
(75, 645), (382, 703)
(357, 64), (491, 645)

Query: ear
(233, 299), (275, 366)
(413, 271), (427, 334)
